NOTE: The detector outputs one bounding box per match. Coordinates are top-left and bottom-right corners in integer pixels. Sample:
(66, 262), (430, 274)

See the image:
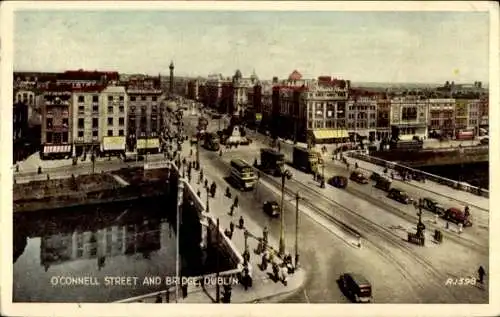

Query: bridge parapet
(347, 151), (489, 198)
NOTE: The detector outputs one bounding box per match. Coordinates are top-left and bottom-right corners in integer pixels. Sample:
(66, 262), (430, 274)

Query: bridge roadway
(181, 110), (488, 303)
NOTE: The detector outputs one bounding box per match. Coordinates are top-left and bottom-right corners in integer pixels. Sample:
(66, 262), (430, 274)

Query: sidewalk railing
(346, 151), (489, 198)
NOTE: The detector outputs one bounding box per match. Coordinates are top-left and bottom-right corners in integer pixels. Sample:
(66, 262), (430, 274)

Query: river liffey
(13, 197), (233, 302)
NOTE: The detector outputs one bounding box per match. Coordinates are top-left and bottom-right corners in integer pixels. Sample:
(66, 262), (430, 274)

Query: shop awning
(356, 130), (371, 137)
(43, 145), (72, 153)
(312, 129), (349, 140)
(102, 136), (126, 151)
(137, 138), (160, 150)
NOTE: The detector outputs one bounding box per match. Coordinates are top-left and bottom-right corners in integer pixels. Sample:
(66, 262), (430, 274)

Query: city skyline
(13, 8), (490, 84)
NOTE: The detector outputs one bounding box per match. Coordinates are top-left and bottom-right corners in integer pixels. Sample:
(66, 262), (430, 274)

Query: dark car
(338, 273), (372, 303)
(328, 175), (348, 189)
(370, 172), (381, 182)
(442, 207), (472, 227)
(263, 201), (280, 217)
(212, 113), (222, 119)
(350, 171), (369, 184)
(190, 136), (198, 145)
(420, 197), (445, 216)
(387, 188), (411, 204)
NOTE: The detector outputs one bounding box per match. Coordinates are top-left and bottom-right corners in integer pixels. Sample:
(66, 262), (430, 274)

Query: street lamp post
(279, 169), (292, 257)
(294, 191), (300, 268)
(321, 161), (325, 188)
(205, 187), (210, 213)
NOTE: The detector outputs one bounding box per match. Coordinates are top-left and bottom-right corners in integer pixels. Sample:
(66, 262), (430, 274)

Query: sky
(13, 10), (490, 83)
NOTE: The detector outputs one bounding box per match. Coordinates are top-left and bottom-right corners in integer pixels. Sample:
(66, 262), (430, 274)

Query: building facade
(100, 86), (128, 153)
(126, 76), (163, 153)
(376, 96), (391, 140)
(346, 90), (377, 141)
(428, 98), (455, 137)
(41, 85), (73, 158)
(72, 86), (105, 156)
(390, 96), (428, 140)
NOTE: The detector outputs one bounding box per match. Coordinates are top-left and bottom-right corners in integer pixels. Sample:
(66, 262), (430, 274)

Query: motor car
(328, 175), (348, 189)
(419, 197), (445, 215)
(369, 172), (381, 182)
(479, 137), (489, 145)
(263, 201), (280, 217)
(338, 273), (372, 303)
(349, 171), (369, 184)
(442, 207), (473, 227)
(190, 136), (198, 145)
(387, 188), (411, 204)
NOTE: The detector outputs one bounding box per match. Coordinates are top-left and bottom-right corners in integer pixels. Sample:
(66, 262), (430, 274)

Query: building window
(92, 130), (98, 137)
(141, 106), (147, 113)
(46, 118), (53, 128)
(119, 117), (125, 126)
(78, 95), (84, 103)
(62, 132), (68, 143)
(107, 130), (113, 136)
(62, 118), (69, 127)
(130, 96), (136, 101)
(92, 95), (99, 103)
(108, 106), (113, 114)
(92, 118), (98, 128)
(119, 96), (124, 101)
(152, 96), (157, 102)
(78, 105), (84, 114)
(108, 118), (113, 126)
(141, 96), (146, 101)
(46, 132), (53, 143)
(92, 105), (99, 113)
(108, 95), (113, 101)
(119, 129), (124, 136)
(78, 130), (84, 137)
(78, 118), (84, 128)
(119, 105), (124, 113)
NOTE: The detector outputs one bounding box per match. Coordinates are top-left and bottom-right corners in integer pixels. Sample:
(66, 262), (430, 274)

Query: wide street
(178, 105), (488, 303)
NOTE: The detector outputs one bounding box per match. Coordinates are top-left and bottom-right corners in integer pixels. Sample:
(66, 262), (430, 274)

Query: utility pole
(279, 173), (286, 256)
(175, 179), (184, 303)
(294, 191), (300, 268)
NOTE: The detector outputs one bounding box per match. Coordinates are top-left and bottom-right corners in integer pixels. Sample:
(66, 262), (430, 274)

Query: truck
(292, 146), (322, 174)
(203, 132), (220, 151)
(260, 148), (285, 176)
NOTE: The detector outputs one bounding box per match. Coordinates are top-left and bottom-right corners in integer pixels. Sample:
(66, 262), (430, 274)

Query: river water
(13, 197), (232, 303)
(418, 162), (489, 189)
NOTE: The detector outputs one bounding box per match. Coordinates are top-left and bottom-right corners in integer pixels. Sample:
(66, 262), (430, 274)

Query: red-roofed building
(288, 70), (303, 81)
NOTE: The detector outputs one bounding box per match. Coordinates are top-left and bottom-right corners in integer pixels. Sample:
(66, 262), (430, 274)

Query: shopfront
(137, 138), (160, 155)
(101, 136), (126, 157)
(42, 144), (72, 160)
(311, 129), (349, 144)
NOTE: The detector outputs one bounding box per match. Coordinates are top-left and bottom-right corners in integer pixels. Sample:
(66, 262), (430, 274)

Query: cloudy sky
(14, 9), (490, 83)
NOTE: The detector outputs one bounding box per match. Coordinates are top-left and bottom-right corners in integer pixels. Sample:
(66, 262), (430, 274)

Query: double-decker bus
(229, 159), (257, 191)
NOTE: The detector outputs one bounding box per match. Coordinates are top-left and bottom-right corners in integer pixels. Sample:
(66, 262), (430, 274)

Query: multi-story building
(72, 85), (105, 156)
(202, 73), (229, 110)
(479, 96), (489, 131)
(466, 99), (480, 135)
(390, 96), (428, 140)
(346, 89), (377, 141)
(454, 99), (469, 132)
(100, 86), (128, 154)
(41, 85), (73, 159)
(268, 72), (350, 144)
(428, 98), (455, 137)
(232, 70), (258, 117)
(13, 101), (29, 162)
(376, 96), (391, 140)
(126, 76), (163, 153)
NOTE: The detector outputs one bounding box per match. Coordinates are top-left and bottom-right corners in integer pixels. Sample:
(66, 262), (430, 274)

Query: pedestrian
(210, 182), (216, 197)
(478, 266), (486, 284)
(155, 294), (162, 303)
(355, 162), (358, 169)
(197, 189), (201, 197)
(233, 195), (239, 208)
(263, 226), (269, 244)
(38, 166), (42, 174)
(225, 187), (232, 198)
(229, 204), (235, 216)
(260, 251), (268, 270)
(190, 149), (193, 157)
(219, 149), (223, 156)
(239, 216), (244, 229)
(15, 164), (19, 172)
(204, 179), (208, 189)
(229, 221), (235, 234)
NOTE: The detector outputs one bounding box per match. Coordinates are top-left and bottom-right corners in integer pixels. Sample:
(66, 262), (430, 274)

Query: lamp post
(279, 169), (293, 257)
(294, 191), (301, 268)
(320, 161), (325, 188)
